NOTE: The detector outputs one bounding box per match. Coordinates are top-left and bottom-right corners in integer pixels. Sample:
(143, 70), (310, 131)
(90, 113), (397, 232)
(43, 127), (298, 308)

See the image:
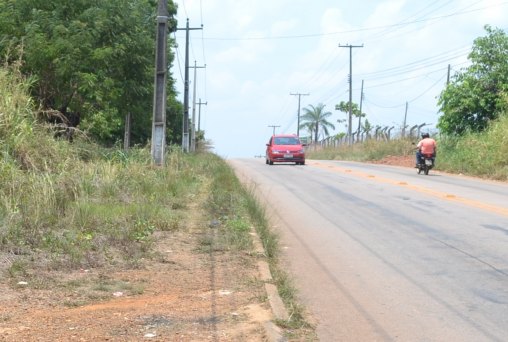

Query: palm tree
(299, 103), (335, 143)
(299, 122), (315, 142)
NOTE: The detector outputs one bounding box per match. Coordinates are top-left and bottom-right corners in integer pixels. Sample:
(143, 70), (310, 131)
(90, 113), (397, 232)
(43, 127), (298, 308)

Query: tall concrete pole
(182, 19), (190, 152)
(124, 112), (131, 151)
(357, 79), (364, 141)
(195, 98), (207, 151)
(339, 43), (363, 145)
(177, 19), (202, 152)
(197, 98), (207, 132)
(290, 92), (309, 137)
(151, 0), (168, 165)
(402, 101), (408, 138)
(190, 61), (206, 152)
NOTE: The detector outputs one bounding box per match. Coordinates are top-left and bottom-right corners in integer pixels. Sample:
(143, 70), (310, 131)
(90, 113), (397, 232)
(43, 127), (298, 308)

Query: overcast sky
(171, 0), (507, 158)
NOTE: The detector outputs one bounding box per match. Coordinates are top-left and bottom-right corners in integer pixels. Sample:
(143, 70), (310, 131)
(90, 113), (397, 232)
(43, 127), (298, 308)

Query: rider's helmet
(421, 132), (430, 139)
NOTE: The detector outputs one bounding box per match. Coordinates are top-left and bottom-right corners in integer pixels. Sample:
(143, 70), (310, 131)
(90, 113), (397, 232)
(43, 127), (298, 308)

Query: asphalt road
(229, 158), (508, 342)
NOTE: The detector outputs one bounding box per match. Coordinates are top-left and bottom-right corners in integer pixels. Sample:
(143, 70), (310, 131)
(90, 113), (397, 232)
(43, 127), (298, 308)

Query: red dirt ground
(0, 216), (273, 341)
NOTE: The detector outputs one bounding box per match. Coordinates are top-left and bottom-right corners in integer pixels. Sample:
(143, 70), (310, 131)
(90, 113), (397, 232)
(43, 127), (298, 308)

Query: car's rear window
(274, 137), (300, 145)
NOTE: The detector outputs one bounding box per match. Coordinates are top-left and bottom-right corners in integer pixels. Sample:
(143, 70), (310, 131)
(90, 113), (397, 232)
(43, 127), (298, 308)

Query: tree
(0, 0), (179, 145)
(335, 100), (365, 141)
(438, 26), (508, 135)
(299, 103), (335, 143)
(299, 122), (315, 142)
(335, 101), (363, 119)
(362, 119), (373, 140)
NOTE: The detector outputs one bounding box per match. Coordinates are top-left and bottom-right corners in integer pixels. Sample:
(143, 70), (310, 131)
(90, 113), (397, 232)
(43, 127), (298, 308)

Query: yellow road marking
(309, 161), (508, 218)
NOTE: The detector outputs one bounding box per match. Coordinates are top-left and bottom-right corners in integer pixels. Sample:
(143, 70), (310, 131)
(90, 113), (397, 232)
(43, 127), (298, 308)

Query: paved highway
(229, 158), (508, 342)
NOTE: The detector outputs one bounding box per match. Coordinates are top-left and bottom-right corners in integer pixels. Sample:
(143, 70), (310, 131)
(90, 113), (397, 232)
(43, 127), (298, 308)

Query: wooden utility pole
(339, 43), (363, 145)
(151, 0), (168, 165)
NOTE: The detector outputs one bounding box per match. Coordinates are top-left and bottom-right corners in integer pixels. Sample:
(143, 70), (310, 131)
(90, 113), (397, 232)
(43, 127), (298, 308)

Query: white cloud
(367, 0), (406, 27)
(271, 19), (299, 36)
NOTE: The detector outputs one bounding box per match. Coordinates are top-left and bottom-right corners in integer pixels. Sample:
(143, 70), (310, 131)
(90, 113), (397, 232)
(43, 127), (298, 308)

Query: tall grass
(0, 64), (35, 146)
(0, 64), (251, 276)
(437, 114), (508, 180)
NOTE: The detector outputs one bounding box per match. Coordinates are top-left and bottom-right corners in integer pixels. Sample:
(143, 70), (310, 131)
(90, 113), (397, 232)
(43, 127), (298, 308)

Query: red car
(265, 134), (306, 165)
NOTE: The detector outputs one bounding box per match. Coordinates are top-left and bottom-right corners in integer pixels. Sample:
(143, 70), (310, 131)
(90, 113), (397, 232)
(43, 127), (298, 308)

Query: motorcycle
(416, 153), (434, 175)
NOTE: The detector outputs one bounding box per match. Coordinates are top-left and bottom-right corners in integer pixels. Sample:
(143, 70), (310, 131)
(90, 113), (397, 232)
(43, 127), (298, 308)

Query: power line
(192, 2), (508, 41)
(357, 46), (470, 79)
(366, 0), (451, 42)
(172, 32), (185, 84)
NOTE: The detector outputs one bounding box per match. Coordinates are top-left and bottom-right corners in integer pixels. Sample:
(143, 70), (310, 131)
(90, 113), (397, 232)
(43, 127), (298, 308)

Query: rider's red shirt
(418, 138), (436, 155)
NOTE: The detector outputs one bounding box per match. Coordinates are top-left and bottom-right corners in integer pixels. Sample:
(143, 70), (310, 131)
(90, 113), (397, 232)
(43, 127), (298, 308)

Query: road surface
(229, 158), (508, 342)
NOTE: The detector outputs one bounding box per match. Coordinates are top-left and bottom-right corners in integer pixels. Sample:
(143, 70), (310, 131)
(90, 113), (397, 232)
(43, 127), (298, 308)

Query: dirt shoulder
(0, 206), (273, 341)
(368, 154), (415, 168)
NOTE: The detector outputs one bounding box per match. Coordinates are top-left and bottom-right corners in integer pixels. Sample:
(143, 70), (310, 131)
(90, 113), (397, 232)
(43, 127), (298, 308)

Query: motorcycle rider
(416, 132), (437, 167)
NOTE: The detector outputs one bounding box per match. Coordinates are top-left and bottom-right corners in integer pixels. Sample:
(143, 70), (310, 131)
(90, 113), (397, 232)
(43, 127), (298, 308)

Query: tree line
(0, 0), (182, 147)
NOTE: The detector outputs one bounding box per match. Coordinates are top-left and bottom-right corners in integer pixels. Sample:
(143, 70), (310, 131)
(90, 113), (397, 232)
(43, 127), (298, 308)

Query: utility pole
(151, 0), (168, 165)
(290, 92), (309, 136)
(447, 64), (451, 85)
(197, 98), (208, 133)
(357, 79), (364, 142)
(339, 43), (363, 145)
(190, 61), (206, 152)
(268, 125), (280, 135)
(124, 112), (131, 151)
(402, 101), (408, 138)
(196, 98), (207, 151)
(177, 19), (202, 152)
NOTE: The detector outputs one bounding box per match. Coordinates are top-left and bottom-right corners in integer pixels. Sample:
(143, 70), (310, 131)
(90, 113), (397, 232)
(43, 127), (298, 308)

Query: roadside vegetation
(0, 64), (313, 338)
(1, 64), (212, 273)
(306, 106), (508, 181)
(306, 26), (508, 182)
